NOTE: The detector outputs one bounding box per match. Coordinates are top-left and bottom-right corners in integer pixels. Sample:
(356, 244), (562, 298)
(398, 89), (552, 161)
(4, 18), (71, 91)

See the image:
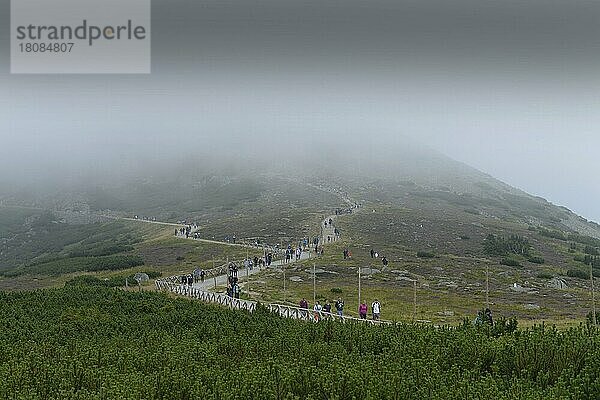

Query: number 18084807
(19, 42), (74, 53)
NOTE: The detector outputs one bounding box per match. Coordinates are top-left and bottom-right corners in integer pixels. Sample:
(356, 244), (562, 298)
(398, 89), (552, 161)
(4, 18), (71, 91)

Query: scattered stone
(523, 303), (540, 310)
(438, 281), (458, 289)
(396, 276), (415, 282)
(391, 270), (409, 275)
(436, 310), (454, 316)
(547, 277), (568, 289)
(510, 283), (538, 294)
(133, 273), (149, 284)
(359, 267), (381, 275)
(289, 276), (303, 282)
(304, 268), (327, 274)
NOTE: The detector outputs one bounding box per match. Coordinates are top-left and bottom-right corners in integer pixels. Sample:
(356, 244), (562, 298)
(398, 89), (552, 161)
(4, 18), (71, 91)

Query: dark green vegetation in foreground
(1, 286), (600, 399)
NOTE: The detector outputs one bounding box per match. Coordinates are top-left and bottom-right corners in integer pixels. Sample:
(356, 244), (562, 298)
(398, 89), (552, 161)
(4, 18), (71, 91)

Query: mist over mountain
(2, 135), (598, 240)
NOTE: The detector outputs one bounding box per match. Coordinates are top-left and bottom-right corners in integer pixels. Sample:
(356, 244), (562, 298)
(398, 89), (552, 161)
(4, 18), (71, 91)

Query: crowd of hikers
(162, 202), (503, 326)
(299, 297), (382, 321)
(334, 202), (362, 215)
(178, 268), (207, 286)
(174, 224), (199, 239)
(168, 202), (399, 321)
(133, 215), (157, 221)
(284, 244), (304, 263)
(323, 217), (341, 243)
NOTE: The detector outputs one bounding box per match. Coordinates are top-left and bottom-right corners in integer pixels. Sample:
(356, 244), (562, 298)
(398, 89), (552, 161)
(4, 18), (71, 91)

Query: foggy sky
(1, 0), (599, 222)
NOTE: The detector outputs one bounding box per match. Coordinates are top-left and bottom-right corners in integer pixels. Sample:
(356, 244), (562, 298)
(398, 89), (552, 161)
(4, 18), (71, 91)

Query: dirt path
(191, 249), (313, 291)
(321, 215), (339, 244)
(122, 180), (361, 297)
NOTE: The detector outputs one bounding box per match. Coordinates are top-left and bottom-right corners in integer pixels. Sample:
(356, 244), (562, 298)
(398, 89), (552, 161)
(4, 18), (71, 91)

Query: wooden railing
(156, 278), (391, 325)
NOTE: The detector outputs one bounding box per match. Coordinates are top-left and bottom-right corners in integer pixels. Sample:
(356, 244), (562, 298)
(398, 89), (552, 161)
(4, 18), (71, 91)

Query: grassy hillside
(246, 198), (600, 325)
(1, 150), (599, 325)
(0, 285), (599, 399)
(0, 208), (165, 272)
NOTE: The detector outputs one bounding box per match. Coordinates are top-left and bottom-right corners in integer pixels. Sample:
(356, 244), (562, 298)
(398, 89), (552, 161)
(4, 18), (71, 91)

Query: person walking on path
(359, 301), (368, 319)
(323, 300), (332, 316)
(313, 301), (323, 321)
(371, 299), (381, 320)
(335, 298), (344, 317)
(300, 298), (309, 318)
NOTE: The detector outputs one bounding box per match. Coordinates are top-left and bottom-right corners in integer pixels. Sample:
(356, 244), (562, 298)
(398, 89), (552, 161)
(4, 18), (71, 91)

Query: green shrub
(584, 246), (600, 256)
(574, 254), (600, 267)
(1, 286), (598, 399)
(527, 256), (545, 264)
(68, 244), (134, 257)
(586, 310), (600, 325)
(500, 258), (520, 267)
(14, 255), (145, 276)
(537, 227), (568, 241)
(568, 233), (600, 248)
(330, 287), (343, 294)
(65, 270), (161, 288)
(566, 269), (588, 280)
(417, 250), (435, 258)
(484, 234), (531, 257)
(536, 272), (554, 279)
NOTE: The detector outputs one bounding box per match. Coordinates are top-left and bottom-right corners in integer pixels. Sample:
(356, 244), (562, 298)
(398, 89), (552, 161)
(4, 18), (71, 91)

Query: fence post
(313, 263), (316, 305)
(358, 266), (361, 313)
(486, 265), (490, 310)
(592, 262), (597, 327)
